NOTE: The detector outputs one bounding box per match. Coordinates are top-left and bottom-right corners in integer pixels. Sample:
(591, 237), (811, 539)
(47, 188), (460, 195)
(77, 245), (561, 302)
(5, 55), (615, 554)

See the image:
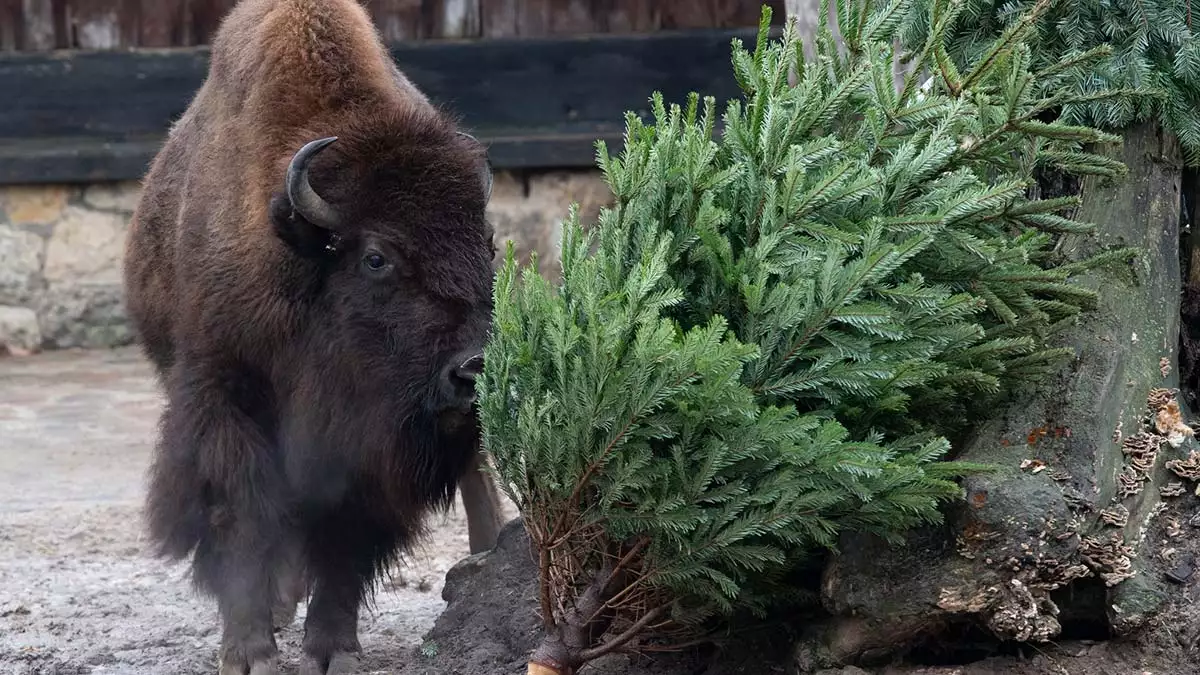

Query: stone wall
(0, 170), (610, 354)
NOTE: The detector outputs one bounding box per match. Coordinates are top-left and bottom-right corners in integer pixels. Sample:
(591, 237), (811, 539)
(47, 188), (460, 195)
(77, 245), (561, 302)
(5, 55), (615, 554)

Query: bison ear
(271, 137), (346, 259)
(456, 132), (493, 204)
(269, 191), (341, 259)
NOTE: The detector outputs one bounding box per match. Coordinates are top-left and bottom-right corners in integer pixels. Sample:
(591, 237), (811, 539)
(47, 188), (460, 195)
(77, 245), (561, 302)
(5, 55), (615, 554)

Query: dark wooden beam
(0, 27), (771, 184)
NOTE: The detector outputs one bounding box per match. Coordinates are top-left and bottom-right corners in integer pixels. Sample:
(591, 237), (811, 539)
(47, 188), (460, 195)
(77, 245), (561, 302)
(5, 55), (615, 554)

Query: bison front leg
(299, 578), (362, 675)
(146, 362), (287, 675)
(299, 525), (374, 675)
(195, 537), (282, 675)
(459, 449), (504, 554)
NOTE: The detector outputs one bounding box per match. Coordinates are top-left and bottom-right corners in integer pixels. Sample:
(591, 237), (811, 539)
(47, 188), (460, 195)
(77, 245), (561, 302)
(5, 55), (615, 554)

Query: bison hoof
(218, 655), (279, 675)
(249, 660), (281, 675)
(300, 651), (362, 675)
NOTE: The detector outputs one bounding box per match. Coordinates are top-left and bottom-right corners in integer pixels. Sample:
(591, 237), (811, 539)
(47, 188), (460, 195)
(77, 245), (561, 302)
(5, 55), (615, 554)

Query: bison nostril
(454, 352), (484, 382)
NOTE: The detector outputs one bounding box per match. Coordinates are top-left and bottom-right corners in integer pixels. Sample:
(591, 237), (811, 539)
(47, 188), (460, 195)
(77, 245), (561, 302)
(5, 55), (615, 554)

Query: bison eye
(361, 251), (392, 277)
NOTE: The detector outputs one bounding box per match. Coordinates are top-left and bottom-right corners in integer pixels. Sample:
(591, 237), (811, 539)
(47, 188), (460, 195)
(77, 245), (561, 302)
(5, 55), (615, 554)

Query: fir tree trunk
(796, 121), (1189, 668)
(524, 553), (662, 674)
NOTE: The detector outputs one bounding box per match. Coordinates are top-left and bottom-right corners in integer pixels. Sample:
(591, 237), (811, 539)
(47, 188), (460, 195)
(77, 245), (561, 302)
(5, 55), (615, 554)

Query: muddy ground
(1, 347), (1197, 675)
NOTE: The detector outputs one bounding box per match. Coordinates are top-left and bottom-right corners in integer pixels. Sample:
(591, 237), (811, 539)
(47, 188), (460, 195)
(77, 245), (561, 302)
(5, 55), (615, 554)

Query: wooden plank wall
(0, 0), (784, 51)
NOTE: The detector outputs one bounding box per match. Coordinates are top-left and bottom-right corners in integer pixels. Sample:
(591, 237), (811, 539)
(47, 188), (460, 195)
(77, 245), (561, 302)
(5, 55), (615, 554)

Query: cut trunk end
(527, 661), (567, 675)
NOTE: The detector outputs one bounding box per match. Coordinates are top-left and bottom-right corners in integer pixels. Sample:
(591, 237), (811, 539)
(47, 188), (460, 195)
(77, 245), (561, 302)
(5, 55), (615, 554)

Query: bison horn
(287, 137), (342, 230)
(456, 132), (493, 203)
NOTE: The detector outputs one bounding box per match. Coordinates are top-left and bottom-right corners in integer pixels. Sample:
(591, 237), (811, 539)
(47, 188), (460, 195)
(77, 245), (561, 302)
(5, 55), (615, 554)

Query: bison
(121, 0), (506, 672)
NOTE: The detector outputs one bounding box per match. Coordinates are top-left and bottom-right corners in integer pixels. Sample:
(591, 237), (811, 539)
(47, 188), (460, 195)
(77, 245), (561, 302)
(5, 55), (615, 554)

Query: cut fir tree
(477, 1), (1138, 673)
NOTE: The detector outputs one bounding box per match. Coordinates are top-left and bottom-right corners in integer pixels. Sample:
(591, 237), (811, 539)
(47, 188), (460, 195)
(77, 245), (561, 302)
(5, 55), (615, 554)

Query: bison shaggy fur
(122, 0), (505, 672)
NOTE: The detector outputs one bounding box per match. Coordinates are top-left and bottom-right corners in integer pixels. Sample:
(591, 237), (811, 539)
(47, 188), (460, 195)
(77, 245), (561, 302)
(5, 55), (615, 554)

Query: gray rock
(81, 183), (141, 214)
(0, 185), (69, 226)
(0, 306), (42, 353)
(0, 225), (45, 305)
(487, 170), (610, 282)
(43, 206), (127, 285)
(37, 284), (132, 349)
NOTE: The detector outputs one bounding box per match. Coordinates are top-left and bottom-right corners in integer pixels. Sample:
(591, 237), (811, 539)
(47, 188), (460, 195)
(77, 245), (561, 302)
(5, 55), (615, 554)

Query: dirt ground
(0, 347), (517, 675)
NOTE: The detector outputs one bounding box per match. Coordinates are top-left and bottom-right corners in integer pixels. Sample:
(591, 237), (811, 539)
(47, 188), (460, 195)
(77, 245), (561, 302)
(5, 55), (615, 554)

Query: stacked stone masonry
(0, 170), (610, 353)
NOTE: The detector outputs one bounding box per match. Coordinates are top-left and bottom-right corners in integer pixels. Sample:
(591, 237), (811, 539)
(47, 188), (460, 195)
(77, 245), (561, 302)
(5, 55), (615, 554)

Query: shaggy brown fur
(122, 1), (505, 673)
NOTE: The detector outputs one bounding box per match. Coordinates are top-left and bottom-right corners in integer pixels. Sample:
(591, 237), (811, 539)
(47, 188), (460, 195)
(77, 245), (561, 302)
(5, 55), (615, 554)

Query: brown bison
(121, 0), (506, 672)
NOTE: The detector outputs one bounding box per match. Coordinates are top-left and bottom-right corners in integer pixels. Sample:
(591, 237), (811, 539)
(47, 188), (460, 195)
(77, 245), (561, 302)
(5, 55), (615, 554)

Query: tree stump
(803, 121), (1194, 667)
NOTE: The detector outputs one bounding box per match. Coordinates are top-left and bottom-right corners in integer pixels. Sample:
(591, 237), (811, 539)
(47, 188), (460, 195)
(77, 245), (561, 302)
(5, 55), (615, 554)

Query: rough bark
(799, 121), (1191, 668)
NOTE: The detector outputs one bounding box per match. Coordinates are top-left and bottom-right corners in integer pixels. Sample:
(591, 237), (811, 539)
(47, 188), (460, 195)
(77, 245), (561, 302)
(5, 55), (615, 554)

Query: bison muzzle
(121, 0), (507, 672)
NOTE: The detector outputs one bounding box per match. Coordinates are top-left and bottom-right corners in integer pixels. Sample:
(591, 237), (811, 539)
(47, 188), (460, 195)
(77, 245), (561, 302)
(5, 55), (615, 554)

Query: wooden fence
(0, 0), (785, 184)
(0, 0), (783, 50)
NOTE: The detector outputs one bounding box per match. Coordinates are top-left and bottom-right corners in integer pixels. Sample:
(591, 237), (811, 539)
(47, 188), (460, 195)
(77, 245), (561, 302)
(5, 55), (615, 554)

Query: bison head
(267, 113), (496, 444)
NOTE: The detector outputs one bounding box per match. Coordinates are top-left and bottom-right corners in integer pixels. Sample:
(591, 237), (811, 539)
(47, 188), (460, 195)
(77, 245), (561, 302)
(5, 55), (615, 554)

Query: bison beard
(122, 0), (506, 673)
